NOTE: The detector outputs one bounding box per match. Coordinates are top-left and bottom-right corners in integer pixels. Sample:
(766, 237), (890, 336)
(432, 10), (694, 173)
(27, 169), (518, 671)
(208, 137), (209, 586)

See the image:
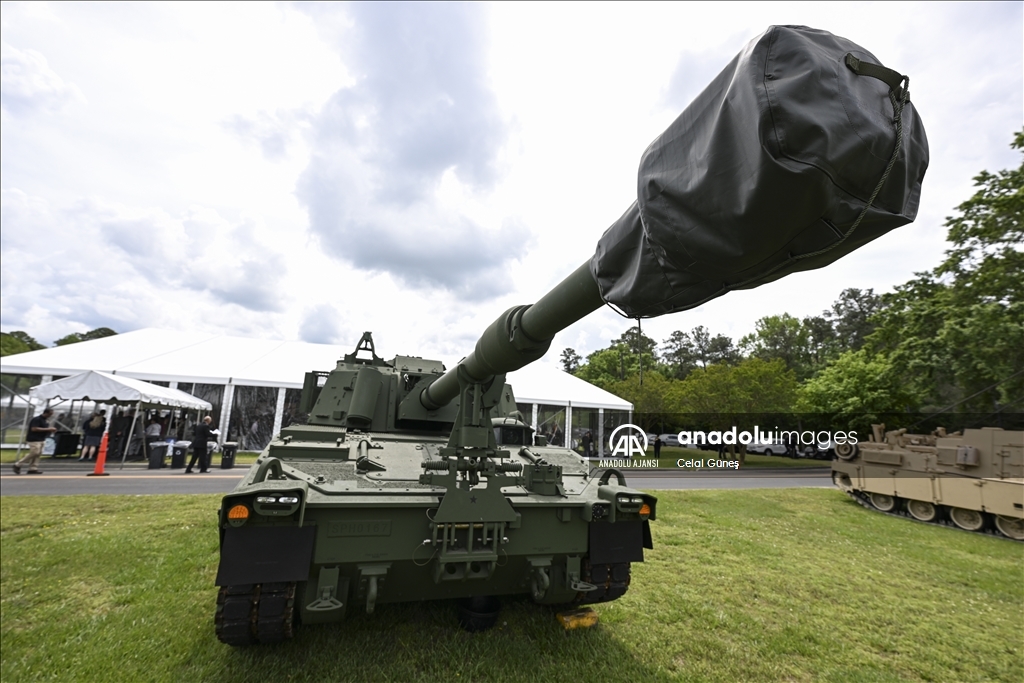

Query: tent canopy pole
(120, 400), (141, 470)
(14, 402), (32, 459)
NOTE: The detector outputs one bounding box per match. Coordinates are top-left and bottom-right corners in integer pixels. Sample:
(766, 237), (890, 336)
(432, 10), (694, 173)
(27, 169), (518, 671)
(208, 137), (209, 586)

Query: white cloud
(0, 40), (84, 117)
(292, 3), (525, 297)
(299, 304), (343, 345)
(223, 108), (315, 162)
(0, 189), (289, 344)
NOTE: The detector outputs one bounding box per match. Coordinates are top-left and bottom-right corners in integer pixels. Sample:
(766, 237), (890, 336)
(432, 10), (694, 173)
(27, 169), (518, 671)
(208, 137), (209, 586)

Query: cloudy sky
(1, 2), (1020, 371)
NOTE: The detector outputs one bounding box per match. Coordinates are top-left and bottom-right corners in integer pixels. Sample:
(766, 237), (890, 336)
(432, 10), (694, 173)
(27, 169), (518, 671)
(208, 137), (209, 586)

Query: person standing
(582, 430), (593, 458)
(145, 418), (162, 441)
(653, 435), (663, 459)
(186, 415), (215, 473)
(108, 409), (129, 462)
(13, 408), (56, 474)
(79, 410), (106, 461)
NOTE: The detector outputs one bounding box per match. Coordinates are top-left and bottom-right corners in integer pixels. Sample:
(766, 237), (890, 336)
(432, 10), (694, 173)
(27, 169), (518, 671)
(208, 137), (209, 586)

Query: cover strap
(844, 53), (908, 99)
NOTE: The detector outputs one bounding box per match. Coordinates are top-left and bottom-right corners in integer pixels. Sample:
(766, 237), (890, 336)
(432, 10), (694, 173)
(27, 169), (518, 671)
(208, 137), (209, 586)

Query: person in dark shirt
(79, 410), (107, 461)
(13, 408), (56, 474)
(186, 416), (216, 473)
(582, 430), (594, 458)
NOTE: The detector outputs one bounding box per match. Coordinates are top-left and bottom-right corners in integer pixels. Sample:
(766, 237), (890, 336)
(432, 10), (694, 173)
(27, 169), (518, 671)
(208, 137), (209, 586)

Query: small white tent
(29, 371), (213, 410)
(25, 371), (212, 467)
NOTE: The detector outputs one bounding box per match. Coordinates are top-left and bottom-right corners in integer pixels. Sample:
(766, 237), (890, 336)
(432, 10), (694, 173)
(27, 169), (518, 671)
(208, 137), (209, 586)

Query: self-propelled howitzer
(215, 325), (652, 646)
(213, 25), (929, 645)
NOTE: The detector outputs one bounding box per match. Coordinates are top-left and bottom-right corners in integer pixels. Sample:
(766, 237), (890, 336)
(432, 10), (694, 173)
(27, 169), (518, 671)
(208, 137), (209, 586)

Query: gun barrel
(420, 260), (603, 410)
(418, 26), (929, 412)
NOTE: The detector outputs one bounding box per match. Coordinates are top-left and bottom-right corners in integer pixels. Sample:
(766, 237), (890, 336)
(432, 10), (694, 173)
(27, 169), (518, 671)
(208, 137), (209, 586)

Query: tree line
(561, 132), (1023, 430)
(0, 328), (118, 357)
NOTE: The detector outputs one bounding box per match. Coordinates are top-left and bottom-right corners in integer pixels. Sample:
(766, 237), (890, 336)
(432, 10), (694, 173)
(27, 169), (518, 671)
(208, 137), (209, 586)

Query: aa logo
(608, 424), (648, 458)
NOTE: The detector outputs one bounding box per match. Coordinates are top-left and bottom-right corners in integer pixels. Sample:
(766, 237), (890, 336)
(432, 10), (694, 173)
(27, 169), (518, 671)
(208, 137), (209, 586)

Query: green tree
(9, 331), (45, 351)
(560, 348), (582, 374)
(798, 350), (913, 430)
(739, 314), (814, 379)
(828, 288), (882, 352)
(673, 357), (798, 414)
(802, 315), (836, 370)
(575, 344), (657, 389)
(574, 325), (663, 389)
(869, 132), (1024, 411)
(604, 371), (676, 432)
(574, 346), (625, 389)
(1, 331), (44, 356)
(661, 330), (697, 378)
(613, 326), (659, 359)
(662, 326), (739, 379)
(53, 327), (118, 346)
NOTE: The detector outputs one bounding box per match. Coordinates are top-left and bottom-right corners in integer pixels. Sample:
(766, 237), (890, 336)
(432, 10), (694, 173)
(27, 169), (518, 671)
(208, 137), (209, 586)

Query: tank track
(215, 582), (297, 646)
(841, 488), (1022, 543)
(578, 561), (631, 603)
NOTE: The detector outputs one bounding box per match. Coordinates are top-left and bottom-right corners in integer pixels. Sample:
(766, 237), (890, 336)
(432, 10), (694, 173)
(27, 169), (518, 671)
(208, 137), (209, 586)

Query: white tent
(25, 371), (212, 467)
(29, 371), (213, 410)
(508, 363), (630, 411)
(0, 328), (346, 387)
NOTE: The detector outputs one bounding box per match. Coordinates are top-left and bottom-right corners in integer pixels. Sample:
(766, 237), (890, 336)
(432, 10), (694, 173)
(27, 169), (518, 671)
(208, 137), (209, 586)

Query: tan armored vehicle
(832, 426), (1023, 540)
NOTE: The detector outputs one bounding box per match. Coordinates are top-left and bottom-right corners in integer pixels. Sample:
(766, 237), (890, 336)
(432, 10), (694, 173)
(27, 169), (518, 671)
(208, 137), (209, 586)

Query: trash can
(171, 441), (191, 469)
(148, 442), (169, 469)
(53, 431), (81, 456)
(220, 442), (238, 470)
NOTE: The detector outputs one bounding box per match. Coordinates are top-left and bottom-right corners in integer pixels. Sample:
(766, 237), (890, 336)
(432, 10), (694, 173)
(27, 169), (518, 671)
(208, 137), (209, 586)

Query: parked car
(745, 439), (820, 458)
(658, 433), (681, 447)
(744, 439), (789, 457)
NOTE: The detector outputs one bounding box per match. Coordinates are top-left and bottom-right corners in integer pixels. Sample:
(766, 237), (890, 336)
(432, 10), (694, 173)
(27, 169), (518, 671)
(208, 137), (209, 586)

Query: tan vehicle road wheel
(949, 507), (985, 531)
(869, 493), (896, 512)
(906, 500), (937, 522)
(994, 515), (1024, 540)
(834, 442), (858, 460)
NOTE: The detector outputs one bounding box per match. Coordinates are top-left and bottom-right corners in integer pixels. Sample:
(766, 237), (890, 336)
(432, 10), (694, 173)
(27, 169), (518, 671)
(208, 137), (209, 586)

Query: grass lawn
(234, 451), (259, 465)
(2, 489), (1021, 682)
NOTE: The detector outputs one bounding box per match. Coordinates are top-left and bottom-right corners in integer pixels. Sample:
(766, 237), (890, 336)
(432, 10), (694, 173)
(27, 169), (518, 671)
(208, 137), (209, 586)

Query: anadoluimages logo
(608, 424), (648, 458)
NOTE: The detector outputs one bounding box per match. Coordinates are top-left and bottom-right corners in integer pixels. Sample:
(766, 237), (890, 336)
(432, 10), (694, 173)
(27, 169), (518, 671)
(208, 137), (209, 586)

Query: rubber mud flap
(216, 526), (315, 586)
(642, 519), (654, 550)
(589, 520), (644, 564)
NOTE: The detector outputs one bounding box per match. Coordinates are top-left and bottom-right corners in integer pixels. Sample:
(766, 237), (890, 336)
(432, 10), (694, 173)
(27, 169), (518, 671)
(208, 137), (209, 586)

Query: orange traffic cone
(88, 432), (111, 477)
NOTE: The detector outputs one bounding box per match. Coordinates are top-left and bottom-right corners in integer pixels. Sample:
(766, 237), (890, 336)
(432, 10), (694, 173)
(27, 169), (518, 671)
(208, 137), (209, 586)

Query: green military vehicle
(832, 426), (1024, 540)
(214, 313), (654, 645)
(212, 25), (929, 644)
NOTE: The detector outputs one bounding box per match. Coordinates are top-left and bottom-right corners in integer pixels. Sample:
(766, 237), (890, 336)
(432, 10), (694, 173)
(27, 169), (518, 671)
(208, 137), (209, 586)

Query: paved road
(1, 460), (831, 496)
(1, 460), (247, 496)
